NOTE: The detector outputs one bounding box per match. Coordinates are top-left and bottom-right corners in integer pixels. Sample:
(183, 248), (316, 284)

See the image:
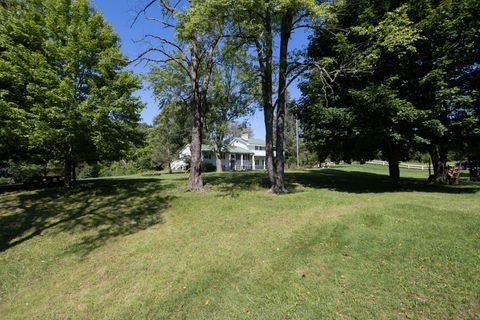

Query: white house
(173, 132), (267, 170)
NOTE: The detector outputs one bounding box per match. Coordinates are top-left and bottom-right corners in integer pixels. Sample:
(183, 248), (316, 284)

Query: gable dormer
(231, 137), (250, 150)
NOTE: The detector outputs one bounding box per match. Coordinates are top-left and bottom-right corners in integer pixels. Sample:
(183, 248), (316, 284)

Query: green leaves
(349, 4), (422, 67)
(0, 0), (143, 168)
(301, 0), (480, 166)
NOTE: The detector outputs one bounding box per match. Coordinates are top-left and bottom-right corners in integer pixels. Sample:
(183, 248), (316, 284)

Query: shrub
(0, 177), (14, 185)
(201, 162), (216, 172)
(7, 162), (45, 183)
(98, 160), (140, 177)
(77, 163), (101, 179)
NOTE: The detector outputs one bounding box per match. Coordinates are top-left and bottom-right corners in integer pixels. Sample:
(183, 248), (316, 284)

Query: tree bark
(272, 9), (293, 194)
(64, 146), (72, 188)
(215, 152), (223, 172)
(186, 31), (220, 191)
(256, 9), (276, 188)
(469, 158), (480, 181)
(188, 118), (203, 190)
(187, 88), (203, 190)
(385, 139), (400, 184)
(429, 147), (448, 183)
(71, 161), (77, 183)
(168, 161), (172, 174)
(187, 34), (204, 191)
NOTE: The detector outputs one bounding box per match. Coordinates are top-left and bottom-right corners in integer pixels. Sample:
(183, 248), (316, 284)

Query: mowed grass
(0, 165), (479, 319)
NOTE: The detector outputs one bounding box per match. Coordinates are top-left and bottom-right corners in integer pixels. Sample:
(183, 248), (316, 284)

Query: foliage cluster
(0, 0), (144, 186)
(299, 0), (480, 182)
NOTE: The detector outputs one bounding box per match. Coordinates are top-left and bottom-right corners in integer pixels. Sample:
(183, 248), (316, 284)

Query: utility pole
(296, 118), (300, 167)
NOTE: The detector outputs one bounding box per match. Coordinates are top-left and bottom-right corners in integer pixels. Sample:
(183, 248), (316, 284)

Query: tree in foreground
(1, 0), (144, 187)
(148, 50), (257, 173)
(226, 0), (331, 193)
(0, 0), (53, 169)
(300, 1), (436, 183)
(133, 0), (229, 191)
(411, 0), (480, 182)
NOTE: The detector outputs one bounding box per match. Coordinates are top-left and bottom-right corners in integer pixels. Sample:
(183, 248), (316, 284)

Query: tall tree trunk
(430, 147), (448, 183)
(64, 146), (72, 188)
(469, 158), (480, 181)
(187, 35), (203, 191)
(215, 152), (223, 172)
(386, 139), (400, 184)
(71, 160), (76, 182)
(188, 92), (204, 191)
(256, 9), (276, 188)
(168, 161), (172, 174)
(187, 32), (219, 191)
(273, 9), (293, 194)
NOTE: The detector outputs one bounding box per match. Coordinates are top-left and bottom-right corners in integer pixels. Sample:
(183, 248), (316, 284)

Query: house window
(255, 146), (265, 151)
(204, 152), (212, 160)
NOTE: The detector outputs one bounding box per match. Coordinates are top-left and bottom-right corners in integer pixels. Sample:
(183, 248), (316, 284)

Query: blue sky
(91, 0), (310, 138)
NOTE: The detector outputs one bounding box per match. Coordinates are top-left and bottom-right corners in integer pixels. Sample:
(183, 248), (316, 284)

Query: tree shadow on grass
(0, 178), (175, 254)
(292, 169), (480, 194)
(203, 171), (271, 197)
(204, 168), (480, 197)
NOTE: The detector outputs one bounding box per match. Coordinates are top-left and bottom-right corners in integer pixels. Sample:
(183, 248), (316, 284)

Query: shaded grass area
(0, 178), (176, 253)
(204, 164), (477, 196)
(0, 165), (479, 319)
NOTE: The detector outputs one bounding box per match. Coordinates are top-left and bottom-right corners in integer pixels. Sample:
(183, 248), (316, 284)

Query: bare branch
(292, 24), (318, 30)
(145, 16), (176, 29)
(131, 0), (157, 28)
(143, 34), (185, 54)
(273, 64), (310, 110)
(292, 13), (309, 26)
(129, 47), (190, 76)
(159, 0), (179, 15)
(254, 40), (265, 72)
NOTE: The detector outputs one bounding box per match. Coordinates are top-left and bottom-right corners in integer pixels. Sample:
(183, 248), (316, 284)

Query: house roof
(227, 146), (254, 154)
(236, 137), (266, 146)
(200, 144), (253, 154)
(247, 138), (266, 146)
(200, 144), (213, 152)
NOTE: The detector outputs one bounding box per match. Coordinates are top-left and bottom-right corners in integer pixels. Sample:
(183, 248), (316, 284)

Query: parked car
(455, 161), (474, 170)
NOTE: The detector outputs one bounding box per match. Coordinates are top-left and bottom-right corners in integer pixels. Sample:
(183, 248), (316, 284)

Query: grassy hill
(1, 165), (479, 319)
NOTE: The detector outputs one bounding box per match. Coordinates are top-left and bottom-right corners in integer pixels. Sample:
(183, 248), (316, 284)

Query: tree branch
(145, 16), (176, 29)
(131, 0), (157, 27)
(159, 0), (180, 15)
(129, 47), (190, 76)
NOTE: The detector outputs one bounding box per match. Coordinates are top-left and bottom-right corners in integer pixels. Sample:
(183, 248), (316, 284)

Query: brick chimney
(241, 131), (249, 140)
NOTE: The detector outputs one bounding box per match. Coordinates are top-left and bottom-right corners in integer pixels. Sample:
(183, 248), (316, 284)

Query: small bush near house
(201, 162), (216, 172)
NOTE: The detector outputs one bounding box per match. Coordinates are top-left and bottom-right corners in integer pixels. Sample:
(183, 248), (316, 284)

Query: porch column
(252, 155), (255, 170)
(240, 154), (243, 169)
(263, 159), (266, 169)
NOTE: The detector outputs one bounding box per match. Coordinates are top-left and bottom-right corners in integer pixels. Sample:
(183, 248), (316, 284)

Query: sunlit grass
(1, 165), (479, 319)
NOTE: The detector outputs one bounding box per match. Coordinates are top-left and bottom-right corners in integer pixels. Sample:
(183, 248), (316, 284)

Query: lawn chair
(446, 166), (460, 185)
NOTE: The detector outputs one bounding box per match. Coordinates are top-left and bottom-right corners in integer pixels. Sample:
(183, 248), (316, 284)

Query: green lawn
(1, 165), (479, 319)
